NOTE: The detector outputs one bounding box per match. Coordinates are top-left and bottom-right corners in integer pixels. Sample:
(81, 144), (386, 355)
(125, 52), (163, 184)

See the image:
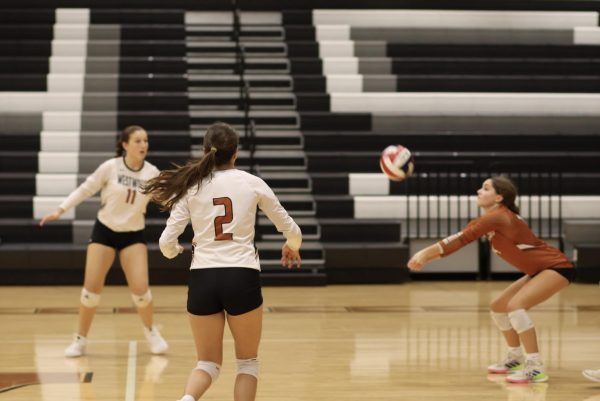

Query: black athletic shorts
(187, 268), (263, 316)
(90, 219), (146, 251)
(529, 267), (577, 283)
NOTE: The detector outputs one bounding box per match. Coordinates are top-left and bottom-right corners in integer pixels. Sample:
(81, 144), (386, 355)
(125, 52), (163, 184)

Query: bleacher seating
(297, 6), (600, 278)
(1, 0), (600, 284)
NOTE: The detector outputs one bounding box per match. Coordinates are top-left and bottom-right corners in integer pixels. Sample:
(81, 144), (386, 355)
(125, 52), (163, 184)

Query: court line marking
(125, 341), (137, 401)
(0, 336), (598, 344)
(1, 304), (598, 314)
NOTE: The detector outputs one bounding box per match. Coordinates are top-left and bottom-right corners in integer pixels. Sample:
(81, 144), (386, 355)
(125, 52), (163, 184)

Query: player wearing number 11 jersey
(58, 149), (159, 233)
(39, 126), (168, 358)
(143, 122), (302, 401)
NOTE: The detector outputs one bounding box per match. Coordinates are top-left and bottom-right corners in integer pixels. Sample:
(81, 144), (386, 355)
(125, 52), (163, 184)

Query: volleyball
(379, 145), (415, 181)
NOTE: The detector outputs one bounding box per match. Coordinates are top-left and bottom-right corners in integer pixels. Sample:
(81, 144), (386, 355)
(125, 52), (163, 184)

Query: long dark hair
(116, 125), (146, 157)
(490, 175), (520, 214)
(142, 122), (239, 211)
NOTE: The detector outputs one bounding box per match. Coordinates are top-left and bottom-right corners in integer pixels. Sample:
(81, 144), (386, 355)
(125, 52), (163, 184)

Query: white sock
(508, 346), (522, 355)
(508, 347), (523, 359)
(526, 352), (542, 362)
(179, 395), (195, 401)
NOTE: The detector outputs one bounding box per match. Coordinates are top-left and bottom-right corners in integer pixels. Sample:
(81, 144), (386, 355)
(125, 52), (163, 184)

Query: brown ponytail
(490, 175), (520, 215)
(142, 122), (239, 211)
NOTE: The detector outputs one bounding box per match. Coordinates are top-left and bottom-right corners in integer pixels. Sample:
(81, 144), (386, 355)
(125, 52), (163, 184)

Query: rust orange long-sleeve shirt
(437, 205), (573, 276)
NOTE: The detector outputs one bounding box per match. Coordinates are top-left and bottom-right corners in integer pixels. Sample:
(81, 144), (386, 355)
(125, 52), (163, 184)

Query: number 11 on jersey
(125, 189), (137, 204)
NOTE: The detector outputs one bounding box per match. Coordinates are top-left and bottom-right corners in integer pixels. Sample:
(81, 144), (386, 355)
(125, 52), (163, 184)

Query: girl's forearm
(422, 243), (443, 263)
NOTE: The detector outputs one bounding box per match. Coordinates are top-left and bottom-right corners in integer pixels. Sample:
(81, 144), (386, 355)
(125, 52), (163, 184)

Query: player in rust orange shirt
(408, 176), (575, 384)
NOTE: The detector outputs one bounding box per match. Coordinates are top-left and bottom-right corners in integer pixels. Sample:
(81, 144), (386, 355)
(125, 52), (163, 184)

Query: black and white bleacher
(296, 6), (600, 279)
(1, 1), (600, 284)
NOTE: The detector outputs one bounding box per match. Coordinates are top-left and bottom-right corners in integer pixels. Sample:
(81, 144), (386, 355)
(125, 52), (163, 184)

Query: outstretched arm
(39, 160), (111, 226)
(407, 243), (442, 271)
(408, 211), (506, 271)
(39, 207), (66, 226)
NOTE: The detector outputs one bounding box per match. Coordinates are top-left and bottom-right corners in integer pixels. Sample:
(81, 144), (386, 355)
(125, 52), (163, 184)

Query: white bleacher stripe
(315, 25), (351, 41)
(43, 11), (87, 211)
(185, 11), (281, 25)
(47, 74), (85, 92)
(354, 195), (600, 219)
(34, 196), (74, 219)
(326, 75), (363, 93)
(36, 174), (78, 196)
(51, 40), (88, 57)
(185, 11), (232, 24)
(56, 8), (90, 24)
(43, 112), (82, 131)
(241, 12), (282, 25)
(49, 57), (86, 74)
(0, 93), (82, 112)
(38, 152), (79, 173)
(355, 195), (475, 219)
(555, 196), (600, 219)
(53, 24), (89, 40)
(349, 173), (389, 195)
(318, 41), (355, 57)
(313, 10), (598, 29)
(322, 57), (359, 74)
(574, 27), (600, 44)
(41, 131), (80, 152)
(330, 92), (600, 116)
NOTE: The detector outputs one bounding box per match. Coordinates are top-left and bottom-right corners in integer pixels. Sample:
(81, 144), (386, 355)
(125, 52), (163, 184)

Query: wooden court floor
(1, 282), (599, 401)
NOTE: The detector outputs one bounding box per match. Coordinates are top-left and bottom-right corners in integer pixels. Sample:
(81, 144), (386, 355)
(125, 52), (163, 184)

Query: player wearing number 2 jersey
(143, 122), (302, 401)
(39, 126), (168, 358)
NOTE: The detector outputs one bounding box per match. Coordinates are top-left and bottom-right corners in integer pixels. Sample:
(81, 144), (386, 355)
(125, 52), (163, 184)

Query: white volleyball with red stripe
(379, 145), (415, 181)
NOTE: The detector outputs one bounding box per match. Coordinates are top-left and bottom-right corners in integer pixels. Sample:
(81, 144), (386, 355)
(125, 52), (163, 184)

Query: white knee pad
(237, 358), (259, 379)
(508, 309), (535, 334)
(80, 288), (101, 308)
(131, 289), (152, 308)
(490, 311), (513, 331)
(194, 360), (221, 382)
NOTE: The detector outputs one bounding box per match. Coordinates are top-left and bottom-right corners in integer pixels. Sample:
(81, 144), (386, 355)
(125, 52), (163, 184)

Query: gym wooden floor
(1, 282), (599, 401)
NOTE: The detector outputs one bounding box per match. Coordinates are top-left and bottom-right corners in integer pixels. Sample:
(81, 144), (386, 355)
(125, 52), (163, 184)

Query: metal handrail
(402, 169), (563, 245)
(231, 0), (257, 173)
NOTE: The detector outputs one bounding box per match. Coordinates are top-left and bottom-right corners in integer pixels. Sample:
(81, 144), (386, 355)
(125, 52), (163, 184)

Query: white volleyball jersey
(159, 169), (302, 270)
(59, 157), (160, 232)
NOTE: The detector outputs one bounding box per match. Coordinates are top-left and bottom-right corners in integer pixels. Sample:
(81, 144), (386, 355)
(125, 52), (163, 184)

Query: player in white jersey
(142, 122), (302, 401)
(39, 125), (168, 358)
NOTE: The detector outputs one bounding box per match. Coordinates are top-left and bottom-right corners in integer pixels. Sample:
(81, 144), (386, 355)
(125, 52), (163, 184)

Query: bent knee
(506, 300), (526, 312)
(490, 299), (508, 313)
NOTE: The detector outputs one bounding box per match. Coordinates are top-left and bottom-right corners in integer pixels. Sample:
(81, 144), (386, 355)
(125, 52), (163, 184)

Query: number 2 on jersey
(213, 197), (233, 241)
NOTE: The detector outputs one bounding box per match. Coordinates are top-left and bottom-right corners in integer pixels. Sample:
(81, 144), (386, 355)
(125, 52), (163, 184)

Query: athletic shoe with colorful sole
(488, 358), (524, 374)
(506, 360), (548, 383)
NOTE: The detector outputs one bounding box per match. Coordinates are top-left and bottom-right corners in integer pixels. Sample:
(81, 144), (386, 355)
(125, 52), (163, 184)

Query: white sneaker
(506, 358), (549, 383)
(144, 326), (168, 355)
(64, 334), (87, 358)
(583, 369), (600, 383)
(488, 352), (524, 374)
